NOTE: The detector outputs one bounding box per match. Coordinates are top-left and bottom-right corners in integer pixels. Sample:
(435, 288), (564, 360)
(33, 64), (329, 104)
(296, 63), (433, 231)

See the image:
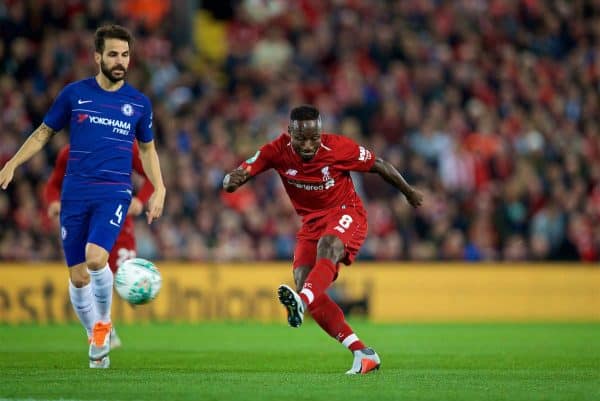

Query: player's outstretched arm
(222, 167), (251, 192)
(369, 157), (424, 208)
(0, 123), (55, 189)
(137, 140), (166, 223)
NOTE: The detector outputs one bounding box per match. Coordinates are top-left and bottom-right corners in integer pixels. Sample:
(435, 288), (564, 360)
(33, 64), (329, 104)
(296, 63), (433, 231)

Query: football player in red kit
(223, 105), (423, 374)
(45, 141), (154, 348)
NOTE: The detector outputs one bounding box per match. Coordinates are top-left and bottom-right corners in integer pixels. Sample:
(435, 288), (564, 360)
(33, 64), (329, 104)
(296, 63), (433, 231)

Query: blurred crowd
(1, 0), (600, 263)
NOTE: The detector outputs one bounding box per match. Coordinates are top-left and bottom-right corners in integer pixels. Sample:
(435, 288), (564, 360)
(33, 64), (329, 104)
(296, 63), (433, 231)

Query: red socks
(298, 258), (365, 352)
(308, 293), (365, 351)
(299, 258), (337, 305)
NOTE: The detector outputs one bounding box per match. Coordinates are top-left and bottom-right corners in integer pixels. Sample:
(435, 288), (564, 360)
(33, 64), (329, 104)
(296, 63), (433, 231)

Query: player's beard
(100, 59), (127, 83)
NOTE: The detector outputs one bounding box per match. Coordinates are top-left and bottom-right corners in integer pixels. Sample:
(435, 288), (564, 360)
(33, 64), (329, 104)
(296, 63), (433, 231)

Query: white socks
(69, 281), (96, 337)
(88, 265), (113, 323)
(342, 334), (360, 350)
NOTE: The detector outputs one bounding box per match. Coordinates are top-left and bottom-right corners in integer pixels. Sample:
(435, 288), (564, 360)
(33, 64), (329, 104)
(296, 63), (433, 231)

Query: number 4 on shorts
(110, 204), (123, 227)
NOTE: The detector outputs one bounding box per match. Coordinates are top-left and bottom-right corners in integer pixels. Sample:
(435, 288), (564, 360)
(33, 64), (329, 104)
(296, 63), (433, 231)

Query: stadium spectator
(1, 0), (599, 262)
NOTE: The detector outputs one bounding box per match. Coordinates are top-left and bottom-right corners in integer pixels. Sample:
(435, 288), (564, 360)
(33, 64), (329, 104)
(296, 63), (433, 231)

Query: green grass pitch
(1, 322), (599, 401)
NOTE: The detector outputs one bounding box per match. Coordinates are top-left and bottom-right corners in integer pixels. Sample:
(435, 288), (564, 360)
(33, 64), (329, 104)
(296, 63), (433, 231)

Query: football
(114, 258), (162, 305)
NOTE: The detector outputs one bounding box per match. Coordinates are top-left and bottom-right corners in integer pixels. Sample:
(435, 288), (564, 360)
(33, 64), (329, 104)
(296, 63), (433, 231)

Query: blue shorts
(60, 198), (130, 267)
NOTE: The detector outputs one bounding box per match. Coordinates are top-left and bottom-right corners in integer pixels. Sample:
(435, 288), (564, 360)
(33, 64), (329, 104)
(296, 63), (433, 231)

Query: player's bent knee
(70, 278), (89, 287)
(69, 264), (90, 287)
(316, 235), (345, 261)
(85, 243), (109, 270)
(86, 254), (107, 270)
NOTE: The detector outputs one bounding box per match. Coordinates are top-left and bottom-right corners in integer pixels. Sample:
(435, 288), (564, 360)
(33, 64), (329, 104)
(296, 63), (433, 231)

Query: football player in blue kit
(0, 25), (166, 368)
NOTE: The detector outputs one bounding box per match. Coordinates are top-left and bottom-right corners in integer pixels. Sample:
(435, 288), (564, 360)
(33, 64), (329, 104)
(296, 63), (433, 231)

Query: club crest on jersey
(121, 103), (134, 117)
(321, 166), (335, 189)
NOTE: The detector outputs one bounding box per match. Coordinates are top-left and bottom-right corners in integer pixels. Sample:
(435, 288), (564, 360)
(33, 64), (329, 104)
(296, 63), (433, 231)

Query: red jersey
(44, 143), (154, 265)
(241, 133), (376, 220)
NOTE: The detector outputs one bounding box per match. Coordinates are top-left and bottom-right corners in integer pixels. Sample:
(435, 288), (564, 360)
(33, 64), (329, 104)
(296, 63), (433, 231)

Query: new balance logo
(78, 99), (93, 104)
(285, 169), (298, 176)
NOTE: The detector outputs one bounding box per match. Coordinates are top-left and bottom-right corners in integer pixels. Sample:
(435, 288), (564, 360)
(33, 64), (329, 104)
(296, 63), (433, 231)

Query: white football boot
(345, 347), (381, 375)
(110, 327), (122, 349)
(277, 284), (305, 328)
(89, 356), (110, 369)
(89, 321), (112, 366)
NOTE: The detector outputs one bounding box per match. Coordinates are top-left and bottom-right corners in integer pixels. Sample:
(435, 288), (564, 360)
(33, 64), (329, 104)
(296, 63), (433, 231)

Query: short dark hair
(290, 105), (320, 121)
(94, 24), (133, 53)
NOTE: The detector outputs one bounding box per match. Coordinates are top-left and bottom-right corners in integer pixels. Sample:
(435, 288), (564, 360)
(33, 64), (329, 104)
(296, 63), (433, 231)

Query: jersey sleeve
(335, 136), (376, 172)
(44, 146), (69, 204)
(135, 97), (154, 143)
(43, 85), (72, 131)
(131, 141), (154, 204)
(239, 139), (280, 176)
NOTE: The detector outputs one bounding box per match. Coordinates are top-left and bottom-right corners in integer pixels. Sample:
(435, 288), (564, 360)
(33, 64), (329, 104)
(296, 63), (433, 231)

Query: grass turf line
(0, 322), (599, 401)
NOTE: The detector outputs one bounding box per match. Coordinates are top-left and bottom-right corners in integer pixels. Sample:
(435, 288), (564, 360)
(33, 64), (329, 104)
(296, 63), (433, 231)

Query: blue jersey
(43, 77), (153, 201)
